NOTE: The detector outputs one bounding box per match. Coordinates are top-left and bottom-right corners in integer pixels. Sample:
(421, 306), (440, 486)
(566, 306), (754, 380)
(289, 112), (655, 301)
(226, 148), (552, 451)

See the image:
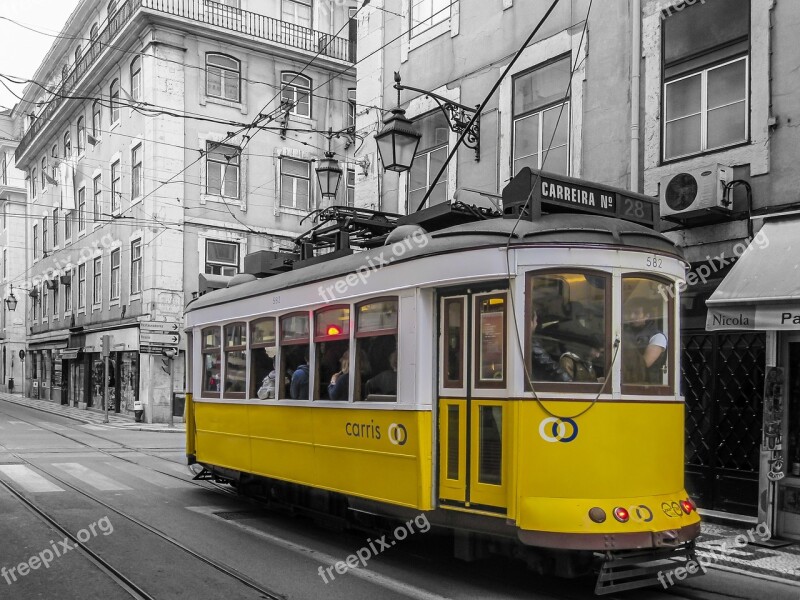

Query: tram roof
(186, 214), (682, 313)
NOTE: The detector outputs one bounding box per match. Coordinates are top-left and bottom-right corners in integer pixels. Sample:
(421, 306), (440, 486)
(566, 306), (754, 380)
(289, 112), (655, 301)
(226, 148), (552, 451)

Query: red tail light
(613, 507), (629, 523)
(680, 500), (693, 514)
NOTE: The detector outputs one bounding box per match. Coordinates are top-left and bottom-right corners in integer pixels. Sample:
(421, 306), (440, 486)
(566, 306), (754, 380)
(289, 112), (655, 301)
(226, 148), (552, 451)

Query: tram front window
(527, 272), (608, 386)
(622, 277), (671, 390)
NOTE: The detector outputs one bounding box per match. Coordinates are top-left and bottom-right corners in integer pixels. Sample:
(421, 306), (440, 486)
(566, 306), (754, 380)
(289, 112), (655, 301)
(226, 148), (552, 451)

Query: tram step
(594, 542), (700, 595)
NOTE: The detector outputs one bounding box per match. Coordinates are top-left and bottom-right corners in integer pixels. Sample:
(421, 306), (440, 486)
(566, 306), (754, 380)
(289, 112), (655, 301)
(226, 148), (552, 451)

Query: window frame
(130, 57), (142, 102)
(662, 55), (750, 163)
(204, 239), (239, 276)
(130, 239), (142, 295)
(93, 175), (102, 221)
(249, 317), (276, 399)
(42, 216), (48, 256)
(620, 273), (675, 397)
(473, 292), (508, 390)
(77, 117), (86, 155)
(354, 297), (399, 402)
(78, 263), (86, 309)
(279, 157), (311, 210)
(41, 156), (47, 190)
(223, 322), (247, 399)
(64, 269), (72, 314)
(92, 101), (102, 139)
(410, 0), (450, 38)
(523, 269), (612, 394)
(205, 53), (241, 103)
(53, 208), (59, 247)
(280, 72), (312, 118)
(204, 142), (240, 199)
(92, 256), (102, 307)
(201, 326), (222, 398)
(441, 296), (465, 390)
(111, 160), (121, 213)
(77, 187), (86, 232)
(131, 143), (143, 200)
(110, 248), (121, 301)
(110, 79), (120, 125)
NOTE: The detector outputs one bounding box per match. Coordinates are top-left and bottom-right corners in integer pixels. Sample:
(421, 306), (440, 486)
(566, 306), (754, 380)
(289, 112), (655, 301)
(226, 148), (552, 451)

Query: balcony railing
(17, 0), (355, 160)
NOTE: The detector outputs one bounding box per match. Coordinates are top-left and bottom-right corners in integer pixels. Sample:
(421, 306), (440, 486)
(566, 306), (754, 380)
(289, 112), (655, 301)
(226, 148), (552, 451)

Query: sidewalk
(697, 520), (800, 585)
(0, 392), (185, 433)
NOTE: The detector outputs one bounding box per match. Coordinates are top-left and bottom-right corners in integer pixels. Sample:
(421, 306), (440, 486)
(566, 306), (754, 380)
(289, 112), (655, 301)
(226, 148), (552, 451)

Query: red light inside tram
(327, 325), (342, 336)
(613, 507), (630, 523)
(680, 500), (693, 514)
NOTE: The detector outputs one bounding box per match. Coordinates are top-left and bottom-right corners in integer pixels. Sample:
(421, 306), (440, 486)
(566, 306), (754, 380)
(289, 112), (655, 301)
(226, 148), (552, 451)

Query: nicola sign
(706, 305), (800, 331)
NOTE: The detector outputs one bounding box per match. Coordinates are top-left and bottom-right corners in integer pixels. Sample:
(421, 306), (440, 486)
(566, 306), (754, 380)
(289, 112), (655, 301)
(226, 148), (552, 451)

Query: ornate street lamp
(315, 130), (344, 200)
(5, 284), (17, 312)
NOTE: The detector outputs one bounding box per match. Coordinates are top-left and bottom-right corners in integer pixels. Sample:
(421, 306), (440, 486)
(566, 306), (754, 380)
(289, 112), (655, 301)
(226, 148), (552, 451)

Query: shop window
(206, 54), (240, 103)
(355, 298), (398, 401)
(223, 322), (246, 398)
(201, 327), (222, 397)
(205, 142), (240, 198)
(205, 239), (239, 276)
(662, 0), (750, 161)
(279, 313), (309, 399)
(119, 352), (139, 413)
(621, 276), (672, 393)
(475, 294), (506, 388)
(526, 271), (609, 390)
(513, 56), (571, 176)
(250, 318), (276, 399)
(409, 110), (448, 210)
(314, 306), (350, 400)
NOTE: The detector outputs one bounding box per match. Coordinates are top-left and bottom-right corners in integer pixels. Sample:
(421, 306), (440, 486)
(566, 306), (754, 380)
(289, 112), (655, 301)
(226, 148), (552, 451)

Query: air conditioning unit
(659, 164), (732, 221)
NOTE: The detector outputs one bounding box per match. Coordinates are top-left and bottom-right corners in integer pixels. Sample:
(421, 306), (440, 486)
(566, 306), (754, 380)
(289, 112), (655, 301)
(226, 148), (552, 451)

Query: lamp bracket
(393, 73), (481, 161)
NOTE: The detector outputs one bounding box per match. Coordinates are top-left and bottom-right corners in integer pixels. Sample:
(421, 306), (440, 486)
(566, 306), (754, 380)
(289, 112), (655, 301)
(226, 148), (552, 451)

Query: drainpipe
(630, 0), (641, 192)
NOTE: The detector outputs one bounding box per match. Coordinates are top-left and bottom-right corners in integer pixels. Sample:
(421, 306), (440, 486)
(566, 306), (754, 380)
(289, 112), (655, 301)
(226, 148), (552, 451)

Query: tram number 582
(645, 255), (663, 269)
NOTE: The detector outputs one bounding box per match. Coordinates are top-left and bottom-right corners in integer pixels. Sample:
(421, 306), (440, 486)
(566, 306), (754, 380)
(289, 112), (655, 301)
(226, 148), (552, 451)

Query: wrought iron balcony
(17, 0), (355, 160)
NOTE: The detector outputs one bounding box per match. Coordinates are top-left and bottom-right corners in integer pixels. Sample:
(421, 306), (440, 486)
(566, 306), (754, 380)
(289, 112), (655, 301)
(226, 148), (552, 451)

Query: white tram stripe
(186, 506), (453, 600)
(51, 462), (132, 491)
(0, 464), (64, 493)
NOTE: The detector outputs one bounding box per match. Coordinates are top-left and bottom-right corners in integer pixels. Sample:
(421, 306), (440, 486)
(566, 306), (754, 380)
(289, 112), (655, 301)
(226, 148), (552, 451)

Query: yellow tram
(184, 169), (701, 593)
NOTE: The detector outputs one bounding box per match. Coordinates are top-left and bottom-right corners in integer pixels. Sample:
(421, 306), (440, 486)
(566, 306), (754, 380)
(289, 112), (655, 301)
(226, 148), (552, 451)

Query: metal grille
(683, 331), (765, 473)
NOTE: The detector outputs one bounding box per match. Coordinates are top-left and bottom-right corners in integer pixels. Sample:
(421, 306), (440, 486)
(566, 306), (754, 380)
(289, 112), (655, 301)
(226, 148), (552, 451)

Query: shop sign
(707, 305), (800, 331)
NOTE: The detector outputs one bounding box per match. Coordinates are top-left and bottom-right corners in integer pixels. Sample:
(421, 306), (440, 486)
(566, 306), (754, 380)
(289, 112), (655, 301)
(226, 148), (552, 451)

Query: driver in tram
(530, 306), (572, 382)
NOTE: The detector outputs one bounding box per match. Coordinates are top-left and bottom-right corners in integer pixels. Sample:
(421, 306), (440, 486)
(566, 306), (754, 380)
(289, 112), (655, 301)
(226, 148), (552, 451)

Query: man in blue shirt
(290, 352), (310, 399)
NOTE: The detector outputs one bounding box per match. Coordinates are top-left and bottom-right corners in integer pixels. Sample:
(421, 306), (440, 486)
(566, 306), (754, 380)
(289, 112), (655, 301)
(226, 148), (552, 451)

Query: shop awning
(706, 218), (800, 330)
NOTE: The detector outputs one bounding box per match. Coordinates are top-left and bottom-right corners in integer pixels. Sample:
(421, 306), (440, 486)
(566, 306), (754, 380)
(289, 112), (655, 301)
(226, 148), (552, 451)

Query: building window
(111, 160), (120, 212)
(33, 286), (39, 320)
(512, 56), (571, 177)
(74, 45), (82, 65)
(130, 57), (141, 102)
(282, 0), (312, 28)
(280, 158), (311, 210)
(344, 167), (355, 207)
(2, 250), (5, 281)
(1, 203), (5, 231)
(64, 271), (72, 313)
(93, 175), (102, 221)
(206, 54), (240, 102)
(51, 144), (58, 181)
(110, 79), (120, 124)
(64, 130), (71, 156)
(53, 208), (59, 247)
(131, 144), (143, 200)
(0, 151), (6, 185)
(31, 169), (37, 197)
(108, 0), (117, 17)
(42, 217), (48, 256)
(409, 110), (449, 210)
(110, 248), (120, 301)
(41, 157), (47, 190)
(281, 72), (311, 117)
(77, 117), (85, 154)
(410, 0), (449, 36)
(131, 239), (142, 295)
(78, 187), (86, 232)
(347, 88), (356, 128)
(65, 210), (72, 240)
(92, 101), (101, 139)
(78, 263), (86, 309)
(93, 257), (102, 305)
(205, 239), (238, 276)
(662, 0), (750, 161)
(90, 23), (99, 40)
(205, 142), (239, 198)
(52, 282), (59, 317)
(43, 284), (48, 317)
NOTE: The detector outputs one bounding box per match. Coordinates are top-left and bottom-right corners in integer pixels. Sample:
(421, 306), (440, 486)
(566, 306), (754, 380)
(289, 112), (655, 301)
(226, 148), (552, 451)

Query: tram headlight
(588, 507), (606, 523)
(680, 499), (694, 515)
(613, 507), (630, 523)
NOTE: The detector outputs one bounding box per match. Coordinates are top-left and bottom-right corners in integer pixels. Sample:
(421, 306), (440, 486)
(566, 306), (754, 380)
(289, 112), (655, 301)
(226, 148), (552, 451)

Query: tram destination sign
(503, 167), (659, 229)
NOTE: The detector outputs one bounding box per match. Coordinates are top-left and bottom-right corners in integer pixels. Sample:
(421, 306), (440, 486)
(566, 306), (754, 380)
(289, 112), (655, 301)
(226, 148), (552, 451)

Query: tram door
(437, 289), (509, 514)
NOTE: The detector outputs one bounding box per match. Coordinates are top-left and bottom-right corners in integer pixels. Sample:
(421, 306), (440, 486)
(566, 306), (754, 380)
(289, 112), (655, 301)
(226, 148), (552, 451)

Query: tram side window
(356, 298), (398, 402)
(223, 323), (246, 398)
(280, 313), (310, 400)
(202, 327), (222, 397)
(250, 318), (276, 399)
(315, 306), (350, 400)
(526, 272), (609, 387)
(622, 276), (671, 390)
(476, 294), (506, 388)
